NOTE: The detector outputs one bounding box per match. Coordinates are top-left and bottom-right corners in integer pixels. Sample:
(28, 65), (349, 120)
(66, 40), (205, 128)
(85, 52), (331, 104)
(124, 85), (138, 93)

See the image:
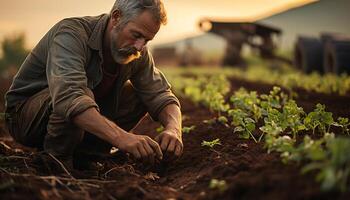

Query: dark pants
(5, 81), (147, 158)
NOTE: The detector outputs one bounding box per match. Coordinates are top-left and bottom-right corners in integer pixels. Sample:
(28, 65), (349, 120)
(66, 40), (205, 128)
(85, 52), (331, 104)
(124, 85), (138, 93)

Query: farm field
(1, 66), (350, 200)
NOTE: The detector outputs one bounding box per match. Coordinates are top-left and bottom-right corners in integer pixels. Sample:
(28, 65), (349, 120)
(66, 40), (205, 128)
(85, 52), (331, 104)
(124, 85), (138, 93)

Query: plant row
(173, 74), (350, 192)
(163, 65), (350, 96)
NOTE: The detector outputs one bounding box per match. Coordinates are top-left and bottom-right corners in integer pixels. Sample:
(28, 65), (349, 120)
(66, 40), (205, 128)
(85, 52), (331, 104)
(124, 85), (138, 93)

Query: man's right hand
(72, 107), (163, 164)
(116, 133), (163, 164)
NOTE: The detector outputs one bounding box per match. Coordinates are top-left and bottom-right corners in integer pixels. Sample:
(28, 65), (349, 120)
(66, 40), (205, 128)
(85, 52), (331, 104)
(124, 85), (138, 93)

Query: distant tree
(0, 33), (29, 72)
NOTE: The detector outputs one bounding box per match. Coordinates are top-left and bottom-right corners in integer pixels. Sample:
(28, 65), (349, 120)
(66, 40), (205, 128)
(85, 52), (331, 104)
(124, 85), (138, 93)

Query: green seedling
(182, 125), (196, 134)
(229, 108), (257, 142)
(217, 116), (229, 127)
(203, 118), (216, 125)
(302, 137), (350, 192)
(282, 100), (306, 139)
(230, 88), (262, 121)
(201, 139), (221, 148)
(209, 179), (228, 193)
(332, 117), (350, 135)
(304, 104), (334, 134)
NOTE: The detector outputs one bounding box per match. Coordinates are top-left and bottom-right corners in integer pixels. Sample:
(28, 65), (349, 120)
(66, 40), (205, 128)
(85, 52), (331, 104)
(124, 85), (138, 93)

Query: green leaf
(209, 179), (228, 192)
(182, 125), (196, 134)
(218, 116), (228, 124)
(234, 126), (244, 133)
(318, 167), (337, 191)
(201, 139), (221, 148)
(301, 162), (324, 174)
(246, 122), (255, 132)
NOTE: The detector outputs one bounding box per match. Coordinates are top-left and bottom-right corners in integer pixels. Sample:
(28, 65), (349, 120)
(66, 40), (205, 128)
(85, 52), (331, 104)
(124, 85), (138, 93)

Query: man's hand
(155, 128), (183, 161)
(72, 107), (163, 164)
(116, 133), (163, 164)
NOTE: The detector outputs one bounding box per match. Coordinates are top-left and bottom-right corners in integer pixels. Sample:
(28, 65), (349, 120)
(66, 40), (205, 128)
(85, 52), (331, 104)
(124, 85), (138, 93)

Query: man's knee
(44, 112), (85, 156)
(6, 88), (51, 148)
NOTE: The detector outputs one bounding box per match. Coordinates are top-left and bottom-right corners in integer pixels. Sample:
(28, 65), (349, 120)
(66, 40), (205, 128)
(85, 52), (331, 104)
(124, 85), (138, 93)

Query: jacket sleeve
(130, 48), (180, 121)
(46, 22), (98, 121)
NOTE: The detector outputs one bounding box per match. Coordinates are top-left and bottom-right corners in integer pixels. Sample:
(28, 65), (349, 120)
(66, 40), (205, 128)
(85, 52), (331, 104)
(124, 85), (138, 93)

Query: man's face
(110, 10), (160, 64)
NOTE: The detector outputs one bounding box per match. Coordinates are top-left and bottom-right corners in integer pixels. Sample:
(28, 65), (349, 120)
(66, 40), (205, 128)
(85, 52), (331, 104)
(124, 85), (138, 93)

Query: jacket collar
(88, 14), (110, 51)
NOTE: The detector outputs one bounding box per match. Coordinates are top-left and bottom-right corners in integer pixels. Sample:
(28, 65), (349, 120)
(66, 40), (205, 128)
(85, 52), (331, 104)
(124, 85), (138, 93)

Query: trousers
(5, 81), (147, 157)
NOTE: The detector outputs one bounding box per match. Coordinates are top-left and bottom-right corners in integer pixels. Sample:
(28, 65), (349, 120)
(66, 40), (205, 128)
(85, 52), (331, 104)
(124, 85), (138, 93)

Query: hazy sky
(0, 0), (314, 48)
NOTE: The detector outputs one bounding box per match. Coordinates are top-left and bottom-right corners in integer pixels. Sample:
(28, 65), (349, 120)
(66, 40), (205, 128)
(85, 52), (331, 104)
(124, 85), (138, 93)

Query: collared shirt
(5, 14), (179, 121)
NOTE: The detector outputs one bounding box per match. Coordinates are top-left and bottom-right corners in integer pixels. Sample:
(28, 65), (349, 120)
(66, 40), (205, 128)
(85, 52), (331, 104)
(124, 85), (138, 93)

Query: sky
(0, 0), (315, 49)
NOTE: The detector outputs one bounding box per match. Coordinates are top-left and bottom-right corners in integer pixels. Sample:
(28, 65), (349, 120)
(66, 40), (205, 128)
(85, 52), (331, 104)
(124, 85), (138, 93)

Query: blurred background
(0, 0), (350, 112)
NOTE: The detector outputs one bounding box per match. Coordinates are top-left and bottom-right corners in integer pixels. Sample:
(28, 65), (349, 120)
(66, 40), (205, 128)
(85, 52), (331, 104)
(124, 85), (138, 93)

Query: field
(1, 64), (350, 199)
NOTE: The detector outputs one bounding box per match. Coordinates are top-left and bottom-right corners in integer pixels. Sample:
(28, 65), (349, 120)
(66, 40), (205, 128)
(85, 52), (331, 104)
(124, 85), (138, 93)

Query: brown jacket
(5, 14), (179, 121)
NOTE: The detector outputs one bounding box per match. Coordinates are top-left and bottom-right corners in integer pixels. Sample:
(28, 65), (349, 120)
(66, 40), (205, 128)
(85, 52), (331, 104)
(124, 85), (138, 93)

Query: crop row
(163, 65), (350, 96)
(170, 74), (350, 192)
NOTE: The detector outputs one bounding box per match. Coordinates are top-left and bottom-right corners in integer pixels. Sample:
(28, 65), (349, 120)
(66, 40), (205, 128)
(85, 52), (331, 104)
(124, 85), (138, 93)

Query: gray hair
(111, 0), (167, 26)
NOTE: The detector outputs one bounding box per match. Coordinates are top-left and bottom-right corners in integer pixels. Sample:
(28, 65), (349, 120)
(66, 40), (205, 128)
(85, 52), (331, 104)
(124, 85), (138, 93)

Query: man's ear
(111, 9), (121, 26)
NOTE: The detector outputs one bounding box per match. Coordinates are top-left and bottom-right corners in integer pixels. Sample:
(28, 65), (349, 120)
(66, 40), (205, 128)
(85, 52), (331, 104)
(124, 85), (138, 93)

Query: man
(4, 0), (183, 169)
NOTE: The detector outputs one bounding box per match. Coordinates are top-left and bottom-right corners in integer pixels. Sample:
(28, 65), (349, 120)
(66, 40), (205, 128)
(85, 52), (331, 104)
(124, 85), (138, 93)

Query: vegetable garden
(1, 64), (350, 199)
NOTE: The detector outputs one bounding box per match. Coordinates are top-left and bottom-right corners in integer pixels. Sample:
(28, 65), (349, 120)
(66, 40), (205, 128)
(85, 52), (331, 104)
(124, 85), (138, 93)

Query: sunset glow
(0, 0), (316, 48)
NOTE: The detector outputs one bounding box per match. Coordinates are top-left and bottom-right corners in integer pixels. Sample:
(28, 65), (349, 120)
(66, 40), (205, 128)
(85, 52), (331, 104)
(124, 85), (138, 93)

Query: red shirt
(93, 65), (118, 100)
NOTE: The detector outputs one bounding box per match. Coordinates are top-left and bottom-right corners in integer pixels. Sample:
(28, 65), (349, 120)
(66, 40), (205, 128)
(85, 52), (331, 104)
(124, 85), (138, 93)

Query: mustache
(119, 47), (140, 57)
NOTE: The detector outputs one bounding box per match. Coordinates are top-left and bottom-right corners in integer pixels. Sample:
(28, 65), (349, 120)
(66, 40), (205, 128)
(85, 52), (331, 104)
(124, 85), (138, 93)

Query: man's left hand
(155, 128), (183, 161)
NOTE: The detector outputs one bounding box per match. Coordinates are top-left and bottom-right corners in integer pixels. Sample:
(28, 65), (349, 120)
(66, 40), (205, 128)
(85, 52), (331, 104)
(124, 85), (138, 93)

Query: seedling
(302, 137), (350, 192)
(217, 116), (229, 127)
(209, 179), (227, 193)
(229, 109), (257, 142)
(304, 104), (334, 134)
(282, 100), (306, 139)
(230, 88), (261, 121)
(203, 118), (216, 125)
(332, 117), (350, 135)
(182, 125), (196, 134)
(201, 139), (221, 148)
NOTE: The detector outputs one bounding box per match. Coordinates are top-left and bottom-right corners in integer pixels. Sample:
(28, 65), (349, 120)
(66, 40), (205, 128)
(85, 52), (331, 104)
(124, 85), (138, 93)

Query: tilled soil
(0, 77), (349, 200)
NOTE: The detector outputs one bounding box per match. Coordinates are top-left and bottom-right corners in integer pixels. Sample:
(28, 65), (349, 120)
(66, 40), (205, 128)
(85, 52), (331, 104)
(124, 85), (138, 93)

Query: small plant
(218, 116), (228, 125)
(182, 125), (196, 134)
(230, 88), (262, 121)
(209, 179), (228, 193)
(201, 139), (221, 148)
(332, 117), (350, 135)
(203, 118), (216, 125)
(302, 136), (350, 192)
(203, 116), (229, 127)
(260, 86), (286, 110)
(304, 104), (334, 134)
(229, 108), (258, 142)
(282, 100), (306, 139)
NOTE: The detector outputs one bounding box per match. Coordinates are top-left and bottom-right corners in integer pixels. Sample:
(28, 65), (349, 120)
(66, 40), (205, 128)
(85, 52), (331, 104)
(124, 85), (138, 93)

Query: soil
(0, 77), (349, 200)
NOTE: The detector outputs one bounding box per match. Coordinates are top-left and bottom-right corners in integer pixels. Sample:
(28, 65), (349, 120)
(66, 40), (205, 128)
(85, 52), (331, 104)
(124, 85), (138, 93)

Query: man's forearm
(158, 104), (182, 137)
(72, 107), (164, 160)
(72, 107), (126, 146)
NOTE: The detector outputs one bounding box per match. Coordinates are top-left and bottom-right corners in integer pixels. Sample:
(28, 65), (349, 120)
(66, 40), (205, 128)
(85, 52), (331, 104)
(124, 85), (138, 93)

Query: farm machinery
(199, 19), (350, 74)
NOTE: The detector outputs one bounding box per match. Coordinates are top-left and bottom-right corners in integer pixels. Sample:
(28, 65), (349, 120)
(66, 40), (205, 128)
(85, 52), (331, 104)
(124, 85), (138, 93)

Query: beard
(110, 27), (141, 64)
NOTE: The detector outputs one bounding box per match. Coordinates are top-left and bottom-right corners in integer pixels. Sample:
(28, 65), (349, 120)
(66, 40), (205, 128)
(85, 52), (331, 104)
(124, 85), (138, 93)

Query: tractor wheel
(294, 36), (323, 73)
(323, 39), (350, 74)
